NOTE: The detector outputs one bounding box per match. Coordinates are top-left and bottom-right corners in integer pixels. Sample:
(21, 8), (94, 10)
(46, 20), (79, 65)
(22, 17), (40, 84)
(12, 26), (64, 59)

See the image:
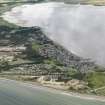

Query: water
(0, 79), (105, 105)
(2, 2), (105, 66)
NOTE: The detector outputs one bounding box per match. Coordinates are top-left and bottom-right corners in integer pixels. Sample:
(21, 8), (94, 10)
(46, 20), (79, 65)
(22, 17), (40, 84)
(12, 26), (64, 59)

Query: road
(0, 79), (105, 105)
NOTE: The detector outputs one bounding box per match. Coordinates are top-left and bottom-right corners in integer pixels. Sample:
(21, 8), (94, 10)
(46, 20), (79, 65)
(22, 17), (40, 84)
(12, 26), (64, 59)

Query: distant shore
(0, 1), (105, 6)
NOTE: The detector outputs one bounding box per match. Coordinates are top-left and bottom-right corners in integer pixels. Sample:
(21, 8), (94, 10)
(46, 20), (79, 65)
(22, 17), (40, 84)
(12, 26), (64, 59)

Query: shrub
(85, 72), (105, 88)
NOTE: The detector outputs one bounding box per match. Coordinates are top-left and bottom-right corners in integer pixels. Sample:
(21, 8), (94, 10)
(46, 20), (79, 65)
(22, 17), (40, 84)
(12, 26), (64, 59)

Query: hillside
(0, 0), (105, 95)
(0, 2), (96, 74)
(0, 25), (95, 72)
(0, 25), (105, 95)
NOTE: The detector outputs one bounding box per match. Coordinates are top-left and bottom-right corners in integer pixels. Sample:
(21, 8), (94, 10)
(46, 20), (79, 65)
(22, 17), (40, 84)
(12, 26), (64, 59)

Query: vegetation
(67, 68), (78, 77)
(0, 59), (10, 72)
(96, 88), (105, 96)
(32, 42), (42, 53)
(85, 72), (105, 89)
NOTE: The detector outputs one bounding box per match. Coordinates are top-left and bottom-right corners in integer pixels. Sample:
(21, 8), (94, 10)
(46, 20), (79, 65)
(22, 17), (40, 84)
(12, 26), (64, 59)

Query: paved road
(0, 79), (105, 105)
